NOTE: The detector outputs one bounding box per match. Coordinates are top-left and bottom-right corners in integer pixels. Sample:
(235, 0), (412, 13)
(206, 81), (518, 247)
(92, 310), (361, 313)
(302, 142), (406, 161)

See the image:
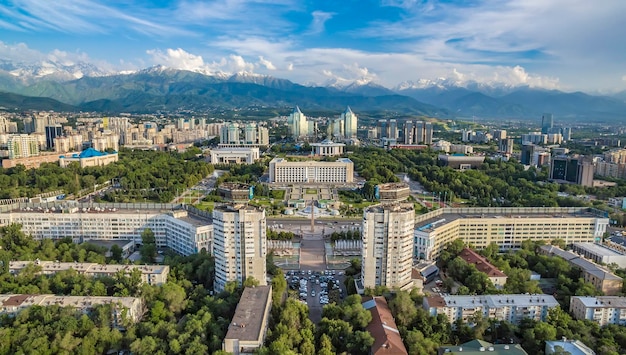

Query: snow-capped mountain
(0, 59), (114, 83)
(394, 78), (524, 97)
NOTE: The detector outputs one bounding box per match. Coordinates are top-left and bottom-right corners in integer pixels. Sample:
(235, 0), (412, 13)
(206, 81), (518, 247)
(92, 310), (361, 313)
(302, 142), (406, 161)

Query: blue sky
(0, 0), (625, 92)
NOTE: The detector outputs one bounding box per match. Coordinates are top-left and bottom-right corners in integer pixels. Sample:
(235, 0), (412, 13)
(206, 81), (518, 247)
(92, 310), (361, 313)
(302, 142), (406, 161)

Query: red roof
(461, 248), (507, 278)
(363, 297), (409, 355)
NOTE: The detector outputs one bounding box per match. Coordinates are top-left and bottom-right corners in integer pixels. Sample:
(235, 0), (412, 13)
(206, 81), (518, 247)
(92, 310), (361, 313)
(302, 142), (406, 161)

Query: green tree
(140, 228), (157, 263)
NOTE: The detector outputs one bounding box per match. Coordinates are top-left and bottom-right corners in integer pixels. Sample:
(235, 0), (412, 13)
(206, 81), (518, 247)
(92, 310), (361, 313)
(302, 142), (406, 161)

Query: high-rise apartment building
(361, 202), (414, 291)
(45, 125), (63, 150)
(499, 137), (514, 155)
(289, 106), (308, 139)
(213, 204), (267, 292)
(7, 134), (40, 159)
(219, 122), (268, 146)
(342, 106), (358, 139)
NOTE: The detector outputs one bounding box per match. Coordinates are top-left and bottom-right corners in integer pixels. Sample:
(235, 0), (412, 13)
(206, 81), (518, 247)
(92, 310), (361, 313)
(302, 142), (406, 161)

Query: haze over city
(1, 0), (625, 92)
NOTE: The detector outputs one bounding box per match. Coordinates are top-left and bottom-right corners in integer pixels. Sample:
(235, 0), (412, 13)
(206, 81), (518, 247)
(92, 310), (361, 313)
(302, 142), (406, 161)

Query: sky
(0, 0), (625, 92)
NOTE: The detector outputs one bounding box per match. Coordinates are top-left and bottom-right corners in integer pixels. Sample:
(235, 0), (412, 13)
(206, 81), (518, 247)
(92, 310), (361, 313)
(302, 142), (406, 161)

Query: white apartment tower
(8, 134), (40, 159)
(361, 203), (415, 291)
(213, 204), (267, 292)
(342, 106), (358, 139)
(289, 106), (307, 139)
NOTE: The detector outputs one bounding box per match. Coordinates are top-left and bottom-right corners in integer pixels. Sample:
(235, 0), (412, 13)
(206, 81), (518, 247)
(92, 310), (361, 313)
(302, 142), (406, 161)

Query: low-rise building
(310, 140), (345, 156)
(570, 296), (626, 326)
(0, 294), (143, 328)
(437, 154), (485, 170)
(210, 147), (260, 165)
(222, 285), (272, 355)
(268, 158), (354, 184)
(571, 242), (626, 268)
(424, 294), (559, 325)
(9, 260), (169, 285)
(58, 148), (119, 168)
(539, 245), (623, 295)
(545, 338), (595, 355)
(439, 340), (528, 355)
(459, 248), (508, 288)
(362, 296), (408, 355)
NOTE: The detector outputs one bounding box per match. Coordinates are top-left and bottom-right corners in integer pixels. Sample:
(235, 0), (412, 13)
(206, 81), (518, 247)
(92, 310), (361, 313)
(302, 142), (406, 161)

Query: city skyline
(0, 0), (625, 93)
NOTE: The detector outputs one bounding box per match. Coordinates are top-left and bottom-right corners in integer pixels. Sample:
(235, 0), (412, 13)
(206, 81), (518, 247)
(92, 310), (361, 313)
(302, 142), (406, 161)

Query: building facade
(222, 285), (272, 355)
(268, 158), (354, 184)
(7, 134), (40, 159)
(424, 294), (559, 325)
(361, 203), (415, 291)
(571, 242), (626, 268)
(210, 147), (260, 164)
(342, 106), (358, 139)
(212, 204), (267, 292)
(310, 140), (345, 157)
(289, 106), (308, 139)
(58, 148), (119, 168)
(570, 296), (626, 326)
(414, 207), (609, 260)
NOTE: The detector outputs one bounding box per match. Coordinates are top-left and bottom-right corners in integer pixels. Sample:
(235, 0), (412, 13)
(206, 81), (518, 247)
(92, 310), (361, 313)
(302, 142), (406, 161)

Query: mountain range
(0, 60), (625, 121)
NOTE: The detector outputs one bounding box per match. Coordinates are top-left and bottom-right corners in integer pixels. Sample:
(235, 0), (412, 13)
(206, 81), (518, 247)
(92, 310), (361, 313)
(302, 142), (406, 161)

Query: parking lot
(285, 269), (345, 323)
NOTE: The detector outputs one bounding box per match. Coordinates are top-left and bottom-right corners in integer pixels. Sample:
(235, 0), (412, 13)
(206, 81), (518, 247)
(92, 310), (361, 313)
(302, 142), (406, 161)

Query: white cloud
(622, 75), (626, 82)
(258, 56), (276, 70)
(147, 48), (205, 71)
(287, 63), (294, 71)
(308, 11), (334, 34)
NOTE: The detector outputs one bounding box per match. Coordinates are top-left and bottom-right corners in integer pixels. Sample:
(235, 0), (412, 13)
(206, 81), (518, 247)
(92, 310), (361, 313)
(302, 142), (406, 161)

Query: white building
(424, 294), (559, 325)
(571, 242), (626, 268)
(361, 203), (415, 291)
(212, 204), (267, 292)
(342, 106), (358, 139)
(210, 147), (260, 164)
(59, 148), (119, 168)
(7, 134), (39, 159)
(0, 294), (144, 328)
(9, 261), (170, 285)
(268, 158), (354, 184)
(0, 203), (212, 256)
(310, 140), (345, 157)
(289, 106), (308, 139)
(570, 296), (626, 326)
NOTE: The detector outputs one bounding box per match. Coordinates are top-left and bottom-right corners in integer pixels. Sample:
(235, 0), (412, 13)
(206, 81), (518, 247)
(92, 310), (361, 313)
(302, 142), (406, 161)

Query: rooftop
(218, 182), (252, 191)
(426, 294), (559, 309)
(545, 339), (595, 355)
(572, 296), (626, 308)
(439, 340), (528, 355)
(224, 286), (272, 341)
(460, 248), (507, 278)
(0, 294), (140, 310)
(540, 245), (622, 281)
(366, 202), (414, 214)
(9, 261), (169, 275)
(573, 242), (626, 257)
(362, 296), (408, 355)
(378, 182), (410, 191)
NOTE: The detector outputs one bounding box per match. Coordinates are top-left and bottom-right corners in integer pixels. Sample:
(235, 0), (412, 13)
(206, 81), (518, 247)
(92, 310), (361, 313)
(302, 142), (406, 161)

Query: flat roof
(540, 245), (622, 281)
(573, 242), (626, 257)
(0, 294), (140, 309)
(224, 285), (271, 341)
(426, 294), (559, 308)
(9, 261), (169, 275)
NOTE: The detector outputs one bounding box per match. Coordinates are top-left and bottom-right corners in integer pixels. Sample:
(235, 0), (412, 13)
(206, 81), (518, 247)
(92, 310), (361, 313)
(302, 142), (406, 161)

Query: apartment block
(459, 248), (508, 288)
(361, 203), (414, 291)
(539, 245), (623, 295)
(571, 242), (626, 268)
(424, 294), (559, 325)
(0, 294), (143, 328)
(570, 296), (626, 326)
(268, 158), (354, 184)
(212, 204), (267, 292)
(9, 260), (169, 285)
(222, 285), (272, 355)
(414, 207), (608, 260)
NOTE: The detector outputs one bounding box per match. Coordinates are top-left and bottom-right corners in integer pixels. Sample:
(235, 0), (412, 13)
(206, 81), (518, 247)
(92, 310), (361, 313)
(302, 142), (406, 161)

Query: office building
(58, 148), (119, 168)
(222, 285), (272, 355)
(539, 245), (623, 295)
(413, 207), (609, 260)
(377, 119), (389, 139)
(570, 296), (626, 326)
(438, 154), (485, 170)
(45, 125), (63, 150)
(9, 261), (169, 285)
(545, 339), (595, 355)
(362, 297), (408, 355)
(541, 113), (554, 134)
(459, 248), (508, 288)
(7, 134), (40, 159)
(424, 294), (559, 325)
(499, 137), (514, 155)
(440, 340), (528, 355)
(0, 203), (212, 257)
(310, 140), (345, 157)
(212, 204), (267, 292)
(550, 155), (594, 187)
(342, 106), (358, 139)
(520, 143), (535, 165)
(0, 294), (143, 328)
(268, 158), (354, 184)
(571, 242), (626, 268)
(210, 147), (260, 164)
(361, 203), (414, 291)
(376, 183), (410, 203)
(492, 129), (507, 141)
(217, 182), (254, 203)
(289, 106), (308, 139)
(388, 119), (398, 140)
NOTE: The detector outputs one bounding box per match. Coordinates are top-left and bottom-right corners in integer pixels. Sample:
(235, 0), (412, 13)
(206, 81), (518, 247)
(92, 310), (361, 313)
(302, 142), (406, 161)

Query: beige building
(7, 134), (39, 159)
(361, 203), (414, 292)
(539, 245), (623, 295)
(9, 260), (169, 285)
(0, 203), (212, 257)
(59, 148), (119, 168)
(570, 296), (626, 326)
(377, 182), (410, 203)
(212, 204), (267, 292)
(268, 158), (353, 184)
(222, 285), (272, 355)
(414, 207), (609, 260)
(1, 153), (61, 169)
(310, 140), (345, 156)
(424, 294), (559, 325)
(0, 294), (143, 328)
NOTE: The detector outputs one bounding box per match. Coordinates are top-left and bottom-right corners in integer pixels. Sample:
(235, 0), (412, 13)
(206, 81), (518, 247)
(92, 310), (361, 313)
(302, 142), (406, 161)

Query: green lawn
(305, 188), (318, 194)
(194, 201), (215, 211)
(270, 190), (286, 199)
